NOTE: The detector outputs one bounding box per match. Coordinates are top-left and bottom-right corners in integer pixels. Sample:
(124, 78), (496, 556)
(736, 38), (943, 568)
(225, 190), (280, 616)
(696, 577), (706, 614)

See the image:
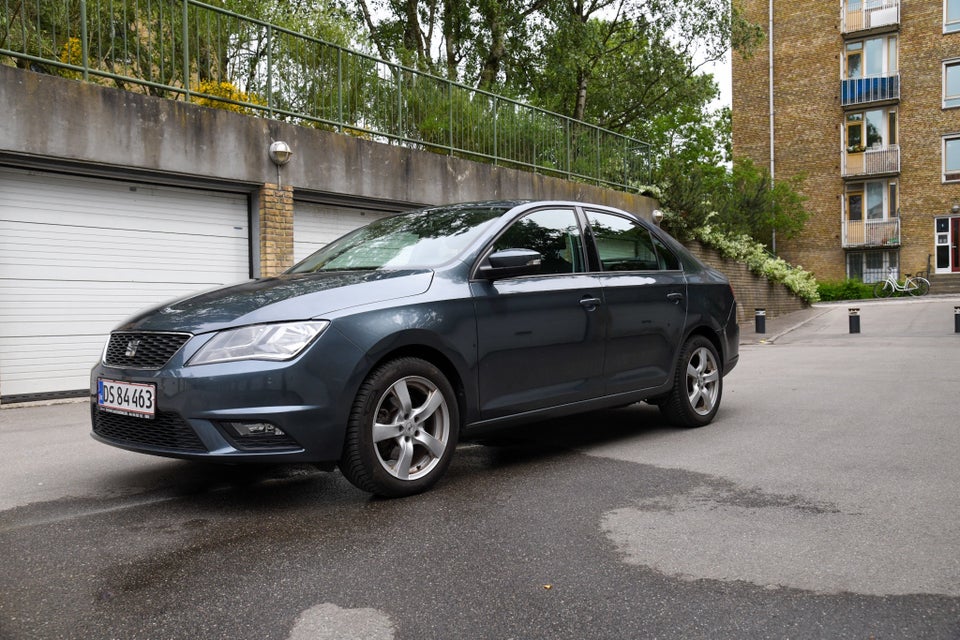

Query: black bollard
(955, 307), (960, 334)
(755, 309), (766, 334)
(849, 308), (860, 334)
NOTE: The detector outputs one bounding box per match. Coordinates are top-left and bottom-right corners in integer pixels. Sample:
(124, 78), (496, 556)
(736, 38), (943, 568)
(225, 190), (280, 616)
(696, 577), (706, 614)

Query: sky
(704, 50), (733, 112)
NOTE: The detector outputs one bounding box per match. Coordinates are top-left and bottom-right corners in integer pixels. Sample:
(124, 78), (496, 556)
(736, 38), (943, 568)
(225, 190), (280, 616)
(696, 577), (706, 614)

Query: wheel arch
(682, 325), (725, 370)
(363, 344), (470, 434)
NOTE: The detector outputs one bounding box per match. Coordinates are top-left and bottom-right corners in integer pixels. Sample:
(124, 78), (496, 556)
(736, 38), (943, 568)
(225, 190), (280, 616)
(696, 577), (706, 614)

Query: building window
(845, 35), (897, 78)
(946, 60), (960, 108)
(947, 0), (960, 33)
(848, 180), (897, 219)
(845, 108), (897, 150)
(848, 191), (864, 221)
(847, 250), (898, 283)
(945, 135), (960, 182)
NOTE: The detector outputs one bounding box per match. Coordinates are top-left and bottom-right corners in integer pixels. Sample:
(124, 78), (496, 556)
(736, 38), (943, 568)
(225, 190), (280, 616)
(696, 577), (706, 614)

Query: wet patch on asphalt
(0, 437), (958, 639)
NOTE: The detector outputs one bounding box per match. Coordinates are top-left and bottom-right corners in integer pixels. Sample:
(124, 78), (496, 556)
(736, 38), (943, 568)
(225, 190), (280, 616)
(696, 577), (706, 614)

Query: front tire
(660, 335), (722, 428)
(339, 358), (459, 497)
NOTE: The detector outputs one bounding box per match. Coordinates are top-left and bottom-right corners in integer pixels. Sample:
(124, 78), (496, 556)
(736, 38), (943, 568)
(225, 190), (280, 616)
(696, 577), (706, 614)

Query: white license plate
(97, 379), (156, 419)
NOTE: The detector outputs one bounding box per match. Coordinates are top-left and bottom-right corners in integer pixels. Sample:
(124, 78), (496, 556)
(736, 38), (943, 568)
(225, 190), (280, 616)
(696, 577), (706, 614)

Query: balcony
(841, 74), (899, 106)
(842, 145), (900, 177)
(842, 218), (900, 248)
(840, 73), (900, 107)
(843, 0), (899, 34)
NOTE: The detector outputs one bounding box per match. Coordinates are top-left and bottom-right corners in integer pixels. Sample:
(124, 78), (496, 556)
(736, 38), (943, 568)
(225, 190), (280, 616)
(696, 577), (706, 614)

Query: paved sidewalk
(740, 294), (960, 344)
(739, 305), (832, 345)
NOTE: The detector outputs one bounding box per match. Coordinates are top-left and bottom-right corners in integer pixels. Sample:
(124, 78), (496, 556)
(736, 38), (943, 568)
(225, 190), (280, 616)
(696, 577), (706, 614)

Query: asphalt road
(1, 296), (959, 639)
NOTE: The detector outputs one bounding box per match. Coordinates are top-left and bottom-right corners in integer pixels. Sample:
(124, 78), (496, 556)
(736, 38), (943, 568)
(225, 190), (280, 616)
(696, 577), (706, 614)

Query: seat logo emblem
(125, 339), (141, 358)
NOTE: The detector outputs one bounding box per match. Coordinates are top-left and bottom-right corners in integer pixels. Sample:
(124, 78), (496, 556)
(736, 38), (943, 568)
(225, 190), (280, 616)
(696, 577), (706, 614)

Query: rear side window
(651, 233), (682, 270)
(587, 210), (664, 271)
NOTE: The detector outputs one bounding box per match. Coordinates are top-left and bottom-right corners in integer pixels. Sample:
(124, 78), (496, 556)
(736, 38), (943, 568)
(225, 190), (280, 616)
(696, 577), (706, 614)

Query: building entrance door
(952, 218), (960, 272)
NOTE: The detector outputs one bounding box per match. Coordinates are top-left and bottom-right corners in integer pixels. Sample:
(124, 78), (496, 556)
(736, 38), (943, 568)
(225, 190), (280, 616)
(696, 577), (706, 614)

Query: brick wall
(686, 240), (808, 325)
(733, 0), (848, 282)
(733, 0), (960, 283)
(259, 184), (294, 277)
(898, 1), (960, 275)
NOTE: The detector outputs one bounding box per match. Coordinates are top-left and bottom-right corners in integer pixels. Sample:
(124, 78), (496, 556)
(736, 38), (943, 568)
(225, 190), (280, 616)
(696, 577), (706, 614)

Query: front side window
(946, 61), (960, 108)
(492, 208), (585, 274)
(945, 136), (960, 182)
(947, 0), (960, 33)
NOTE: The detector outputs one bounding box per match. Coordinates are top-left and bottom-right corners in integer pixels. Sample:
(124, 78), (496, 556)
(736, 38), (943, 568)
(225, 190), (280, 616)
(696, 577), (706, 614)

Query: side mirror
(477, 248), (542, 280)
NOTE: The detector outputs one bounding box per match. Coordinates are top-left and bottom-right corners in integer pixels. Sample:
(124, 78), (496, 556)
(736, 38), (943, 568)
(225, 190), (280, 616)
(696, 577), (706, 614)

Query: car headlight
(187, 321), (329, 366)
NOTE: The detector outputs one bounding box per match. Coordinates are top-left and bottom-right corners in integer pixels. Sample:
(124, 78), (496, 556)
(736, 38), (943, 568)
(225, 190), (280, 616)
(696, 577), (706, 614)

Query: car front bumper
(89, 328), (366, 465)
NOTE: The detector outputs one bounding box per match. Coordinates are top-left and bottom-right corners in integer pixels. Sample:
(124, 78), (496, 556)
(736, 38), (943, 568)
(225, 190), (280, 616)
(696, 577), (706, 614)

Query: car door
(470, 207), (606, 419)
(584, 209), (688, 394)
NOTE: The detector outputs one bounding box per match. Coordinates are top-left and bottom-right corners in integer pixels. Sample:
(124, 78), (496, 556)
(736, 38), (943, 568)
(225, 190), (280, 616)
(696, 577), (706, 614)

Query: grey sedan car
(91, 200), (739, 497)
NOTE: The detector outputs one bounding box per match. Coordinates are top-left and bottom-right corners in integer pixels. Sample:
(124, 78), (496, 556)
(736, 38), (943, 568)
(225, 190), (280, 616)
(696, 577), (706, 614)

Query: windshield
(288, 204), (511, 273)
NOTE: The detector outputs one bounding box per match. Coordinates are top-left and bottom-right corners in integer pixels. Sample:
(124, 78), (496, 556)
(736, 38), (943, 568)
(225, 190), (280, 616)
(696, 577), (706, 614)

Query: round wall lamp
(652, 209), (664, 226)
(269, 140), (293, 166)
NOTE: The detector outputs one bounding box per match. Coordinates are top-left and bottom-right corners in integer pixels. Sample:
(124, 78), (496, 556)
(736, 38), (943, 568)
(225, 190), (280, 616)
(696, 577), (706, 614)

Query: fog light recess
(218, 421), (300, 451)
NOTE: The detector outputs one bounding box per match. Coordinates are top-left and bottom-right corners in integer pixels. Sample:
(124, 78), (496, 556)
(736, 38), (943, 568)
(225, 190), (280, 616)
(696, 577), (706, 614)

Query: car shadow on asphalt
(4, 402), (687, 519)
(458, 402), (683, 468)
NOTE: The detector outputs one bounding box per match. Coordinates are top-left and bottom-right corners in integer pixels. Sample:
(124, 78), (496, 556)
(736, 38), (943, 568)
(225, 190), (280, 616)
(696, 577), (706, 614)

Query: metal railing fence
(842, 218), (900, 248)
(841, 0), (899, 33)
(1, 0), (651, 190)
(842, 144), (900, 177)
(840, 74), (900, 107)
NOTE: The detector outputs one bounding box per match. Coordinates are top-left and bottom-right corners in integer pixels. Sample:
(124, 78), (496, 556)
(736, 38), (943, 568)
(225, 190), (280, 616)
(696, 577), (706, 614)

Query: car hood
(116, 270), (435, 334)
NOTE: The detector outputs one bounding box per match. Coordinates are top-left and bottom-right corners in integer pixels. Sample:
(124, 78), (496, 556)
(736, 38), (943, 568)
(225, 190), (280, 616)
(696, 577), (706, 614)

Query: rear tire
(874, 281), (894, 298)
(909, 277), (930, 296)
(339, 358), (459, 497)
(659, 335), (722, 428)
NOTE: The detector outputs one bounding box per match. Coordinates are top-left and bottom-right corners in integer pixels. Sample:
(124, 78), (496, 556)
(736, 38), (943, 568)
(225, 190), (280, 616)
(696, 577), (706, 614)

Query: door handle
(579, 296), (602, 310)
(667, 292), (684, 304)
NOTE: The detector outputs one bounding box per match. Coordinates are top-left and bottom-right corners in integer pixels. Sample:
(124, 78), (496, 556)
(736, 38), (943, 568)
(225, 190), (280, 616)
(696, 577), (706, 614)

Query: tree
(344, 0), (761, 153)
(654, 111), (808, 252)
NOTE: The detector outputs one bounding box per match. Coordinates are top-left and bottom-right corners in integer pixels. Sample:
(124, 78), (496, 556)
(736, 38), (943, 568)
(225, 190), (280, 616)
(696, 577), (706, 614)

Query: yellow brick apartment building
(732, 0), (960, 285)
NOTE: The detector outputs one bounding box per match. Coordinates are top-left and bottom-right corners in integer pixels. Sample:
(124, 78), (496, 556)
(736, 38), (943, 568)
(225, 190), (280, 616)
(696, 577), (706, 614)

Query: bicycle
(873, 268), (931, 297)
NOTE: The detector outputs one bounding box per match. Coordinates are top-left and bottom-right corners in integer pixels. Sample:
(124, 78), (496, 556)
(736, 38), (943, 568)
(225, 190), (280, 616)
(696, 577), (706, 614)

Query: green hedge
(817, 279), (873, 301)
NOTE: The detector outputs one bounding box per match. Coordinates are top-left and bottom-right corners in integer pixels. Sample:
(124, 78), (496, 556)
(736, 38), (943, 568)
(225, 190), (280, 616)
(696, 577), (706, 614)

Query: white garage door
(0, 168), (250, 400)
(293, 202), (389, 263)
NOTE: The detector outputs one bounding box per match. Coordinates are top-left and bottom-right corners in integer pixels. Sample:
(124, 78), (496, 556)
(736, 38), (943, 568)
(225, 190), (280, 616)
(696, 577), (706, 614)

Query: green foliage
(817, 279), (874, 301)
(649, 71), (809, 253)
(349, 0), (763, 153)
(663, 211), (820, 304)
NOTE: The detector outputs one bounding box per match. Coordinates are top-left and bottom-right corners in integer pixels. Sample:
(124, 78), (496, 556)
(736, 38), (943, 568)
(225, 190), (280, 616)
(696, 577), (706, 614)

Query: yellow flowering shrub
(193, 81), (265, 114)
(58, 37), (83, 79)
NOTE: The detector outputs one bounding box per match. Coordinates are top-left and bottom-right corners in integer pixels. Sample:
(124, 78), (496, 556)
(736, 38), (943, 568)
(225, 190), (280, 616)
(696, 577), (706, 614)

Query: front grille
(104, 332), (191, 369)
(93, 407), (207, 453)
